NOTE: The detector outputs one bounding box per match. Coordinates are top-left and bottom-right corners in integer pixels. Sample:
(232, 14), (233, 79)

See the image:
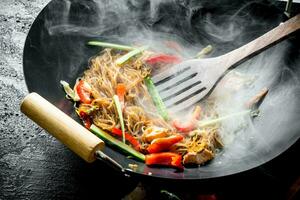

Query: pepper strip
(145, 152), (183, 170)
(145, 54), (182, 65)
(173, 105), (201, 133)
(76, 105), (98, 129)
(111, 128), (141, 151)
(147, 135), (183, 154)
(78, 111), (92, 129)
(76, 80), (92, 104)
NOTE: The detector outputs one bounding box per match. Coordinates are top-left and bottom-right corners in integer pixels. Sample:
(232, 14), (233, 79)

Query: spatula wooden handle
(222, 14), (300, 69)
(20, 92), (104, 163)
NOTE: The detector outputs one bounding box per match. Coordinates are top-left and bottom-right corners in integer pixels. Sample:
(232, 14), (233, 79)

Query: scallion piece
(144, 77), (169, 120)
(115, 46), (148, 66)
(60, 80), (79, 101)
(195, 45), (213, 58)
(198, 109), (259, 127)
(87, 41), (135, 51)
(90, 124), (145, 161)
(113, 95), (125, 143)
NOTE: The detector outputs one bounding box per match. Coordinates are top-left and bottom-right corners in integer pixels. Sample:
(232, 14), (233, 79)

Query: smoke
(41, 0), (300, 173)
(207, 40), (300, 171)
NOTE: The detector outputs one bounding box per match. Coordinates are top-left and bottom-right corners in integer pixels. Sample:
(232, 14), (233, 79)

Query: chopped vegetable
(115, 46), (148, 66)
(145, 54), (182, 65)
(60, 80), (79, 101)
(145, 152), (183, 170)
(76, 104), (98, 115)
(173, 120), (195, 133)
(173, 106), (201, 133)
(116, 83), (126, 110)
(142, 126), (169, 143)
(87, 41), (135, 51)
(198, 110), (259, 128)
(78, 111), (91, 129)
(75, 105), (98, 129)
(195, 45), (213, 58)
(144, 77), (169, 120)
(76, 80), (92, 104)
(111, 128), (141, 151)
(90, 124), (145, 161)
(113, 95), (125, 143)
(147, 135), (184, 153)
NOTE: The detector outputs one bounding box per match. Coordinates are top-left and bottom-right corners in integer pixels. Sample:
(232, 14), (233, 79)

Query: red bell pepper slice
(147, 135), (184, 154)
(79, 111), (91, 129)
(111, 128), (141, 151)
(172, 120), (194, 133)
(145, 54), (182, 65)
(173, 106), (201, 133)
(76, 80), (92, 104)
(116, 83), (126, 109)
(77, 104), (98, 129)
(145, 152), (183, 170)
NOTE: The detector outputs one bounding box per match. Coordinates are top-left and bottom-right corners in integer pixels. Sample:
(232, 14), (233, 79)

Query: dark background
(1, 0), (300, 199)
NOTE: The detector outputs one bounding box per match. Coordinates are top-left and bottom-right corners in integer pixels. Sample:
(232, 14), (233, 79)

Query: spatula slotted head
(152, 58), (222, 113)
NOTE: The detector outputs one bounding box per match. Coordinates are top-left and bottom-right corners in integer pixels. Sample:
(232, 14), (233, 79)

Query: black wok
(23, 0), (300, 180)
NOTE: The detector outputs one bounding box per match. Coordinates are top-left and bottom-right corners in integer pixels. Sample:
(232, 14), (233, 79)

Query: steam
(209, 41), (300, 171)
(43, 0), (300, 173)
(203, 14), (244, 42)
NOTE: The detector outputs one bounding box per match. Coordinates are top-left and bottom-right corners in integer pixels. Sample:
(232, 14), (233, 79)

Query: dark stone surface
(0, 1), (138, 199)
(1, 1), (300, 200)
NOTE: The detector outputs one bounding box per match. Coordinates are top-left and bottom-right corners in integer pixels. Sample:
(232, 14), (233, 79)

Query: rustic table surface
(1, 1), (300, 200)
(0, 1), (140, 199)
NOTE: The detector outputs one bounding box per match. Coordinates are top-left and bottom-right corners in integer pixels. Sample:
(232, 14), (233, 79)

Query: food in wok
(61, 41), (267, 170)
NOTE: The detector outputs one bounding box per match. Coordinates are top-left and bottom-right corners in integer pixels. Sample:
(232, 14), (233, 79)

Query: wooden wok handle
(20, 92), (104, 163)
(222, 13), (300, 69)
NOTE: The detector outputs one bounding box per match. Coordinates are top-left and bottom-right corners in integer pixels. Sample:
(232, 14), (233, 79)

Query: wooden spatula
(152, 14), (300, 113)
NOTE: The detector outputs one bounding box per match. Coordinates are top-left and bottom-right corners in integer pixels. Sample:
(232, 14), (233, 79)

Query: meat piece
(211, 132), (224, 149)
(183, 149), (214, 165)
(182, 131), (223, 165)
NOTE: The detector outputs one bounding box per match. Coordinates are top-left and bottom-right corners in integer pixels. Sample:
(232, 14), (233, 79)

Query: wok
(22, 0), (300, 180)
